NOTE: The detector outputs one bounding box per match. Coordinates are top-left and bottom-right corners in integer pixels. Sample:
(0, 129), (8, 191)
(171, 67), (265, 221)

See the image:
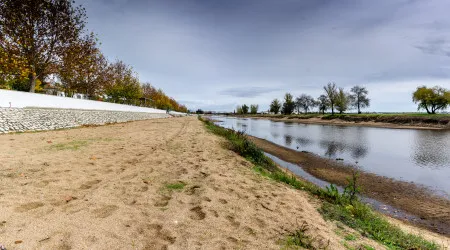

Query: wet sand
(248, 135), (450, 237)
(0, 117), (391, 249)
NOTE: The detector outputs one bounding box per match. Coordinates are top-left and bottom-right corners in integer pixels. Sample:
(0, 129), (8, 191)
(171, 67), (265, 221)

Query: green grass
(51, 140), (89, 150)
(165, 182), (186, 190)
(199, 116), (439, 250)
(50, 137), (120, 151)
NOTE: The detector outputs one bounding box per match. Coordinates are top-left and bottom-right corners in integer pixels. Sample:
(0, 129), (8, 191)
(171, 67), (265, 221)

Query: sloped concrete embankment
(0, 108), (170, 133)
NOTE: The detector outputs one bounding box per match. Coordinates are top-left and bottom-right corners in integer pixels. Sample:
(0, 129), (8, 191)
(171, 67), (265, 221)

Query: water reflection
(284, 135), (293, 146)
(412, 130), (450, 169)
(271, 132), (280, 139)
(351, 145), (368, 159)
(295, 137), (313, 147)
(319, 140), (346, 157)
(213, 116), (450, 194)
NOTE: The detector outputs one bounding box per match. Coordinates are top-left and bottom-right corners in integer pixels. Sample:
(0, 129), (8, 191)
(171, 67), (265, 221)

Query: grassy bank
(199, 116), (439, 249)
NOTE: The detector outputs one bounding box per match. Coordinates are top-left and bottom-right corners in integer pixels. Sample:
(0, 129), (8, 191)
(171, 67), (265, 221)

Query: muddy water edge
(247, 135), (450, 236)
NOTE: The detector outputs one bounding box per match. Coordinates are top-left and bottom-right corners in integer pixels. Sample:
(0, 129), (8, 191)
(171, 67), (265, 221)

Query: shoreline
(225, 115), (450, 130)
(247, 135), (450, 236)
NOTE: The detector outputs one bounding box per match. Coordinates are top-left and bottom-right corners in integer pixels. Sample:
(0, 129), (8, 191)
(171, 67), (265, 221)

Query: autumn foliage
(0, 0), (187, 113)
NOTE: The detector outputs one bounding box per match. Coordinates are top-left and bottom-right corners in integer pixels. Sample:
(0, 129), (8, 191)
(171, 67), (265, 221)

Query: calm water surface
(213, 116), (450, 196)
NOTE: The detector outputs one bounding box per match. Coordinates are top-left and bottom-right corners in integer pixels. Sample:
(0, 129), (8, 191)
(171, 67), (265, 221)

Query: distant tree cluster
(0, 0), (187, 112)
(236, 104), (258, 114)
(267, 83), (370, 115)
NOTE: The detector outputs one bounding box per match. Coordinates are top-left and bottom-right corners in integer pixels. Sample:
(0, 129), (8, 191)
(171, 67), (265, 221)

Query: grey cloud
(415, 38), (450, 57)
(76, 0), (450, 112)
(219, 87), (280, 98)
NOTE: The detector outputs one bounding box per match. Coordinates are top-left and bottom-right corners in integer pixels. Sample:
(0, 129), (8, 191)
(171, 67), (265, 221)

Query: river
(212, 116), (450, 197)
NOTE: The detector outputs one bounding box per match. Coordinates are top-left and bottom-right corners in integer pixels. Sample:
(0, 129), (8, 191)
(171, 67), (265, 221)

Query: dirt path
(0, 117), (388, 249)
(248, 135), (450, 237)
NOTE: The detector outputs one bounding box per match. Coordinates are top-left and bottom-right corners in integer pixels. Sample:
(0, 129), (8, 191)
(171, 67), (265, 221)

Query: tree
(250, 104), (259, 114)
(317, 94), (330, 115)
(281, 93), (295, 115)
(350, 86), (370, 114)
(241, 104), (249, 114)
(295, 94), (317, 114)
(412, 86), (450, 114)
(0, 0), (88, 92)
(59, 33), (109, 98)
(236, 106), (243, 114)
(104, 60), (142, 104)
(270, 99), (281, 114)
(323, 82), (338, 115)
(335, 88), (350, 114)
(196, 109), (204, 114)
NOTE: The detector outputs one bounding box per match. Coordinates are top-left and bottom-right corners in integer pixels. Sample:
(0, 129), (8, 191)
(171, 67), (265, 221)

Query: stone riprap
(0, 108), (171, 133)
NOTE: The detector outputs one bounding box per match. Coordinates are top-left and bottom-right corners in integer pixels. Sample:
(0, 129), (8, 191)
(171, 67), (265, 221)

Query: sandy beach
(0, 116), (395, 249)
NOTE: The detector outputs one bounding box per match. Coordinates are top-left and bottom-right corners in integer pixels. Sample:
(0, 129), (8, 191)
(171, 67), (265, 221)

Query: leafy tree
(335, 88), (351, 114)
(236, 106), (243, 114)
(250, 104), (259, 114)
(0, 0), (87, 92)
(196, 109), (204, 114)
(350, 86), (370, 114)
(412, 86), (450, 114)
(323, 82), (338, 115)
(241, 104), (249, 114)
(295, 94), (317, 114)
(281, 93), (295, 115)
(317, 94), (330, 115)
(59, 33), (108, 98)
(104, 60), (142, 104)
(270, 99), (281, 114)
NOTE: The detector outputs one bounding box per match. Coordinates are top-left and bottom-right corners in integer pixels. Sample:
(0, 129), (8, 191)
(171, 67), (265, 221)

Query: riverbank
(0, 117), (390, 249)
(229, 113), (450, 130)
(247, 135), (450, 236)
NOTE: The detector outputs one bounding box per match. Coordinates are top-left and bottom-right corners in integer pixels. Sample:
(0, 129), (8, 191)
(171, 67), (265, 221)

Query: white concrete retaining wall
(0, 89), (166, 113)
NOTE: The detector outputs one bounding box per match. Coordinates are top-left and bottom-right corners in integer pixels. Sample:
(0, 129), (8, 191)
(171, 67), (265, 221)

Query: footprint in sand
(226, 215), (240, 228)
(189, 206), (206, 220)
(154, 196), (171, 207)
(79, 180), (101, 190)
(15, 202), (44, 212)
(92, 205), (118, 218)
(185, 185), (201, 196)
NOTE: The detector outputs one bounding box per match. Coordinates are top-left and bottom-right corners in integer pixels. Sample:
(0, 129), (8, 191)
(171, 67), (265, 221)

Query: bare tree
(317, 94), (330, 115)
(295, 94), (317, 114)
(350, 86), (370, 114)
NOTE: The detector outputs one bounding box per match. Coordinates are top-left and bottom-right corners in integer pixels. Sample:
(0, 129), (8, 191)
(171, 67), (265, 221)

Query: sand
(0, 117), (388, 249)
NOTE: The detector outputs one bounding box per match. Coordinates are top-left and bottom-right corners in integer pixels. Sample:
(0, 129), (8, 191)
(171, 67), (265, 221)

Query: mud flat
(0, 117), (397, 249)
(247, 135), (450, 237)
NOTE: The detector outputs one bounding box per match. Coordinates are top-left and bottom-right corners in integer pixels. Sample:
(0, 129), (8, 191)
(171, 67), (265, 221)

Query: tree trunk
(331, 104), (334, 115)
(357, 103), (361, 114)
(29, 74), (37, 93)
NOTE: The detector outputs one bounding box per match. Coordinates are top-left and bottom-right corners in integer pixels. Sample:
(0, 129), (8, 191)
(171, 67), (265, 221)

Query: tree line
(267, 83), (370, 115)
(235, 83), (370, 115)
(0, 0), (187, 112)
(237, 83), (449, 115)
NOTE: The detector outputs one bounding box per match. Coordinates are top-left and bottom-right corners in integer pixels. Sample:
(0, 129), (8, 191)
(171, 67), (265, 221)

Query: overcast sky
(76, 0), (450, 112)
